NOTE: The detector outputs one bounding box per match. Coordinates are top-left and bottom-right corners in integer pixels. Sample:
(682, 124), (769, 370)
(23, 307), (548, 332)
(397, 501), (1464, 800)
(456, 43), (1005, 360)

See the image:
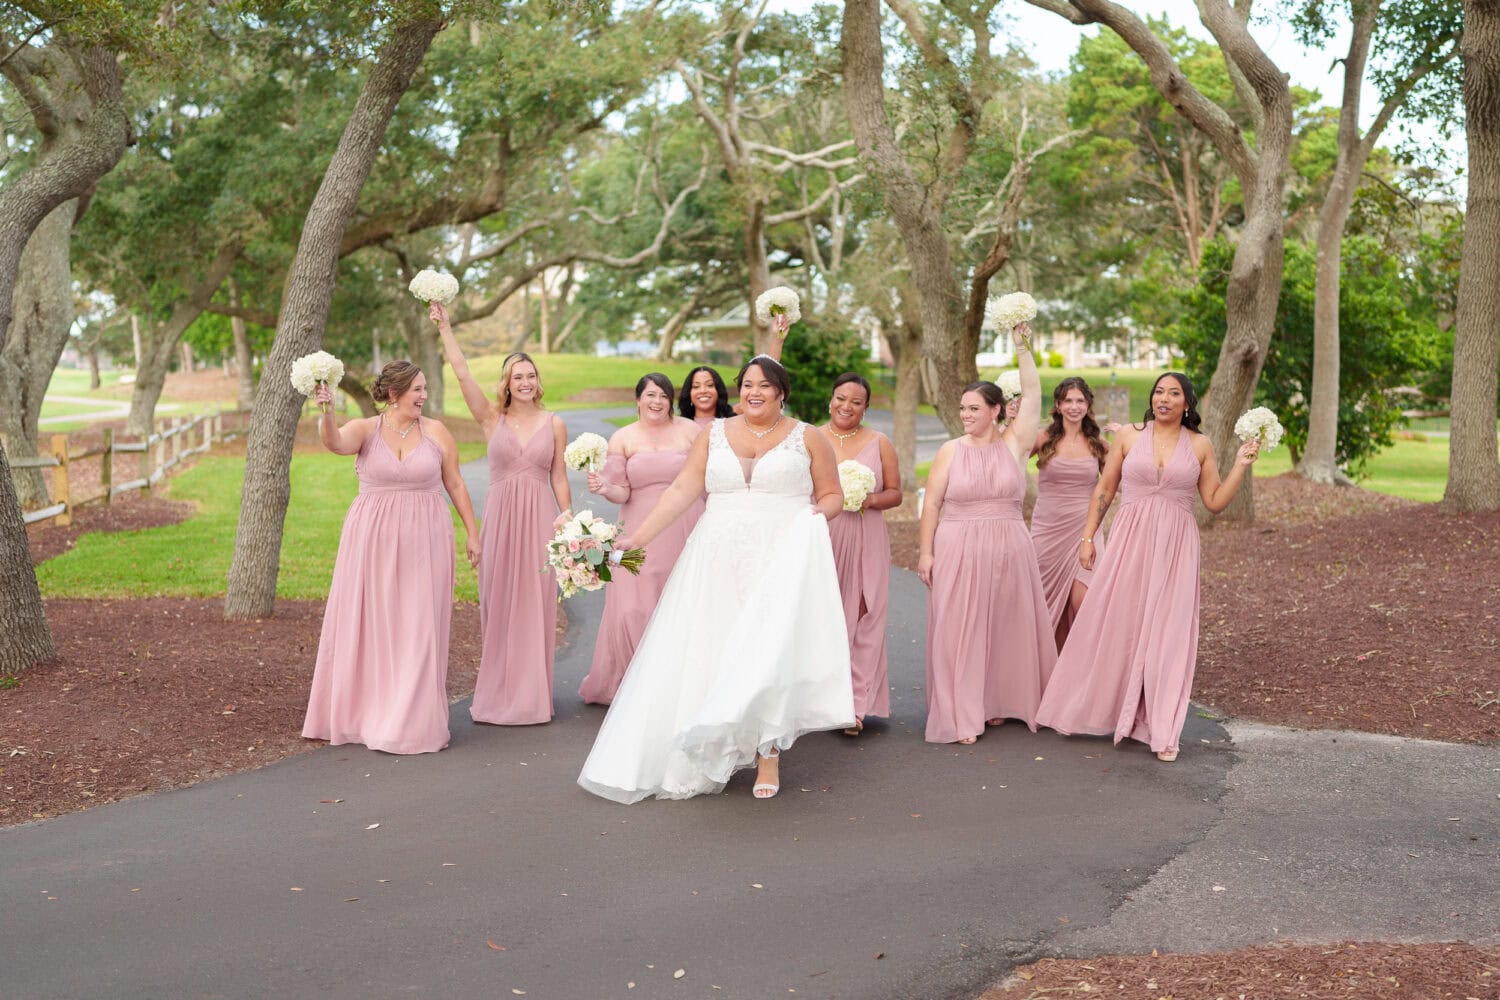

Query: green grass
(45, 368), (125, 393)
(38, 446), (486, 602)
(604, 415), (635, 428)
(38, 397), (121, 420)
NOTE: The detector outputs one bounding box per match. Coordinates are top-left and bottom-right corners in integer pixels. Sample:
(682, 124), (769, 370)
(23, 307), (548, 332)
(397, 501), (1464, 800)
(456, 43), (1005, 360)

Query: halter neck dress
(827, 433), (892, 721)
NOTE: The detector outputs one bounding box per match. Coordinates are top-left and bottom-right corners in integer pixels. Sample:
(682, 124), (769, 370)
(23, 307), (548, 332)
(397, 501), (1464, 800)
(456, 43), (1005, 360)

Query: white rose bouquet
(289, 351), (346, 397)
(984, 291), (1038, 332)
(754, 286), (801, 334)
(545, 510), (645, 599)
(408, 268), (460, 304)
(837, 459), (878, 513)
(1234, 406), (1284, 450)
(564, 432), (609, 473)
(997, 369), (1022, 401)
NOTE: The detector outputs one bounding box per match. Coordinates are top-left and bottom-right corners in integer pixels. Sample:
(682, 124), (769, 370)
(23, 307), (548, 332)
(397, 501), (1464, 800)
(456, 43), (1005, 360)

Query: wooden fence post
(139, 425), (153, 496)
(50, 433), (71, 527)
(101, 428), (114, 504)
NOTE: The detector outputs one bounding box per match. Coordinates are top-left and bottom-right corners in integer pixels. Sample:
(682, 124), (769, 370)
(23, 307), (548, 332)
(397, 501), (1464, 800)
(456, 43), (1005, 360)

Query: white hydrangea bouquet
(754, 286), (801, 334)
(1234, 406), (1284, 449)
(997, 369), (1022, 401)
(984, 291), (1037, 331)
(546, 510), (645, 598)
(837, 459), (877, 512)
(289, 351), (345, 402)
(408, 268), (460, 304)
(564, 432), (608, 473)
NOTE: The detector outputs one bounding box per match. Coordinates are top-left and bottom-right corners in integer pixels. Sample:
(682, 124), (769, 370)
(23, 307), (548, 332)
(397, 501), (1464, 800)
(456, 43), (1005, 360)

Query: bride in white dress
(578, 356), (855, 803)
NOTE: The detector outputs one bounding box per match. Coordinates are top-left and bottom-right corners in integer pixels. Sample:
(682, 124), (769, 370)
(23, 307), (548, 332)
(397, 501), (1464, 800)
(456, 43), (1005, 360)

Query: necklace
(390, 414), (417, 440)
(745, 415), (782, 439)
(830, 425), (862, 444)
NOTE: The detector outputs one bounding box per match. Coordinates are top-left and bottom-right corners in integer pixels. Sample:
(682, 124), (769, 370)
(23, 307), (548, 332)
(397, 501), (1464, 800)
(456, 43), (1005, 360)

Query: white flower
(564, 432), (608, 472)
(997, 369), (1022, 401)
(984, 291), (1038, 331)
(753, 286), (801, 327)
(837, 459), (877, 513)
(289, 351), (346, 396)
(1234, 406), (1284, 449)
(408, 268), (460, 304)
(588, 519), (616, 542)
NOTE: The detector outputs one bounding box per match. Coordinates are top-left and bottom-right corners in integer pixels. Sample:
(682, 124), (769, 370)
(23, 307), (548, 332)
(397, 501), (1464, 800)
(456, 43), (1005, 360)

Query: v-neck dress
(1036, 422), (1204, 753)
(471, 415), (560, 725)
(302, 418), (454, 754)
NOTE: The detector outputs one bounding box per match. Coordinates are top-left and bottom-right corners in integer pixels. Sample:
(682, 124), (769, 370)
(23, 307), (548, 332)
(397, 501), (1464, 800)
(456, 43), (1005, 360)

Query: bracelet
(1080, 537), (1093, 543)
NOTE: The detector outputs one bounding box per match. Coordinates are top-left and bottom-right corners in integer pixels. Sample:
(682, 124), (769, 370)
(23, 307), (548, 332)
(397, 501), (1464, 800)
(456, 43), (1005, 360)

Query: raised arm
(760, 312), (790, 364)
(428, 419), (480, 567)
(1004, 321), (1043, 464)
(618, 430), (711, 550)
(917, 440), (956, 587)
(1078, 428), (1131, 570)
(430, 301), (497, 430)
(315, 382), (375, 455)
(1196, 434), (1260, 513)
(864, 433), (904, 512)
(805, 426), (844, 521)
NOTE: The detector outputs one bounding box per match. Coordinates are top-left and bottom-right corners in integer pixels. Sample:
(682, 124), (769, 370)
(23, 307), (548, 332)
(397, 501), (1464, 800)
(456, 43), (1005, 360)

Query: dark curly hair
(1143, 372), (1202, 432)
(677, 366), (734, 419)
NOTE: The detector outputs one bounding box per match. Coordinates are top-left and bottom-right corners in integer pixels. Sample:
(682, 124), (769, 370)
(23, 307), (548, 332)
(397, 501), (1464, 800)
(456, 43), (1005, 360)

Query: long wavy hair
(498, 352), (545, 412)
(677, 365), (734, 419)
(1037, 376), (1108, 470)
(1143, 371), (1202, 432)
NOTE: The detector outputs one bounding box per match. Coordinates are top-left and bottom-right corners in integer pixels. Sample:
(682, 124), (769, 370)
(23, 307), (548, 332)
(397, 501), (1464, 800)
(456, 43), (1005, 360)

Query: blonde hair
(498, 352), (545, 412)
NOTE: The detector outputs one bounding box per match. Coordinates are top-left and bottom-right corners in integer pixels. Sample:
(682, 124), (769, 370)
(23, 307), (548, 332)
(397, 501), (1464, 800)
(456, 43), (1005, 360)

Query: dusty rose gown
(1030, 455), (1105, 647)
(925, 440), (1057, 743)
(302, 418), (454, 754)
(578, 450), (705, 705)
(471, 417), (559, 725)
(1036, 422), (1202, 754)
(828, 434), (891, 721)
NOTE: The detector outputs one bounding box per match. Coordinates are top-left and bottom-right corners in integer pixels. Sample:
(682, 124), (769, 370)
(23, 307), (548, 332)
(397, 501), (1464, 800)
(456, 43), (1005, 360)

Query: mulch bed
(980, 942), (1499, 998)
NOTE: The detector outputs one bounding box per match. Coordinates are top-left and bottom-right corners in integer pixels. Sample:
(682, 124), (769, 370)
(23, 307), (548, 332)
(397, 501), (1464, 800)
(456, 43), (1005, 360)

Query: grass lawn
(45, 369), (125, 394)
(38, 397), (122, 420)
(37, 444), (486, 602)
(446, 354), (701, 411)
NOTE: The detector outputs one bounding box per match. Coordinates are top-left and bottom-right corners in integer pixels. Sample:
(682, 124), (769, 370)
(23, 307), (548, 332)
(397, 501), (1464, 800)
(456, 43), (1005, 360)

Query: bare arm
(549, 415), (573, 514)
(429, 419), (480, 567)
(315, 382), (374, 455)
(1078, 428), (1131, 570)
(588, 435), (632, 505)
(864, 433), (904, 512)
(1196, 434), (1260, 513)
(430, 301), (497, 431)
(1003, 322), (1043, 466)
(760, 312), (790, 363)
(917, 439), (956, 586)
(619, 431), (711, 549)
(805, 426), (844, 520)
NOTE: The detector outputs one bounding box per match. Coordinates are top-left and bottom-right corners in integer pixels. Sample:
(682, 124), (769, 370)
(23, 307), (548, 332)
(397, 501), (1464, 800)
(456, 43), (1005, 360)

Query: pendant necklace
(831, 426), (861, 445)
(391, 415), (417, 439)
(746, 415), (782, 439)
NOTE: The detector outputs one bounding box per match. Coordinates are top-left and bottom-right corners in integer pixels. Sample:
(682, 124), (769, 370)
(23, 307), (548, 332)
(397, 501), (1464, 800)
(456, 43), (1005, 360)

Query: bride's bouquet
(837, 459), (877, 512)
(546, 510), (645, 598)
(289, 351), (345, 398)
(754, 286), (801, 334)
(564, 432), (609, 473)
(408, 268), (460, 304)
(1233, 406), (1284, 450)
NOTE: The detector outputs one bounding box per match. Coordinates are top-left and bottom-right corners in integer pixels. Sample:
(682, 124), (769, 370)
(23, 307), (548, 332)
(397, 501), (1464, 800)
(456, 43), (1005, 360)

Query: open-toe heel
(753, 748), (780, 799)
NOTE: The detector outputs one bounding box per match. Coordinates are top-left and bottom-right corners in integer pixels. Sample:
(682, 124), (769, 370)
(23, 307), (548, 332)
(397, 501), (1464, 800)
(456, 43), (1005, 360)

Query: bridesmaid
(819, 372), (901, 735)
(1036, 372), (1259, 761)
(433, 303), (572, 726)
(919, 324), (1057, 744)
(579, 373), (705, 704)
(678, 366), (735, 428)
(302, 362), (480, 754)
(1029, 377), (1110, 649)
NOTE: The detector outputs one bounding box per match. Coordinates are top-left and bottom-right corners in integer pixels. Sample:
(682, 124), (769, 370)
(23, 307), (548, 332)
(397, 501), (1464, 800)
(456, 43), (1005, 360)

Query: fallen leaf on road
(1212, 885), (1227, 892)
(512, 990), (526, 996)
(289, 887), (303, 892)
(673, 969), (686, 979)
(750, 883), (764, 889)
(487, 941), (507, 952)
(319, 799), (344, 804)
(344, 897), (359, 902)
(874, 953), (884, 960)
(910, 813), (921, 819)
(365, 823), (380, 830)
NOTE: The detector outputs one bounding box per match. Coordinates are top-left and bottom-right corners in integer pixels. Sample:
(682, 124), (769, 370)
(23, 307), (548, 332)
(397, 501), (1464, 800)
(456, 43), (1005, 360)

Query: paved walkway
(2, 408), (1495, 999)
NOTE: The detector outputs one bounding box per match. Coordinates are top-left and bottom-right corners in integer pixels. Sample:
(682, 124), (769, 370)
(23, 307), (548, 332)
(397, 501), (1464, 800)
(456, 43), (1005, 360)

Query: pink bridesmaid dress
(1030, 456), (1105, 647)
(1036, 422), (1201, 754)
(302, 419), (454, 754)
(925, 441), (1058, 743)
(828, 435), (891, 721)
(471, 417), (559, 725)
(578, 450), (705, 704)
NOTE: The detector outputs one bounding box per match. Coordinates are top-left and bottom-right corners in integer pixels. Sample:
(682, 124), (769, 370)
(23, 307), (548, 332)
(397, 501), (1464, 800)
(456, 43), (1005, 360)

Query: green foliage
(1045, 350), (1065, 368)
(1168, 239), (1440, 475)
(776, 322), (870, 425)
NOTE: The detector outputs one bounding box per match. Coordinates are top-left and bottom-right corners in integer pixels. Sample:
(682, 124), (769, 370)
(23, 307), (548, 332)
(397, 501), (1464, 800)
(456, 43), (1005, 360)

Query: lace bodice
(704, 418), (812, 498)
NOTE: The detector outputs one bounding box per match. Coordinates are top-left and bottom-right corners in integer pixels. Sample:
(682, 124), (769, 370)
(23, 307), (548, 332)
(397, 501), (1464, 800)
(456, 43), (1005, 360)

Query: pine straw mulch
(980, 941), (1499, 999)
(888, 472), (1499, 745)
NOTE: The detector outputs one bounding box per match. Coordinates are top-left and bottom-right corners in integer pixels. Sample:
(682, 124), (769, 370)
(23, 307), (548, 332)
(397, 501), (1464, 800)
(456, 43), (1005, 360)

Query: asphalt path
(2, 406), (1492, 999)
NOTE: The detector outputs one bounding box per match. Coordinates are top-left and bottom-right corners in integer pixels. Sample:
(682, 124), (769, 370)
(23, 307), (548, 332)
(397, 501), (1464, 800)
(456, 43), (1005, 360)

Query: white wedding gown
(578, 418), (855, 803)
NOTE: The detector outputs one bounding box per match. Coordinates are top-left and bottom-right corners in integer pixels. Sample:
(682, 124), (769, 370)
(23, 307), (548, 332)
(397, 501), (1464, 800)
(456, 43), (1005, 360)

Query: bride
(578, 355), (855, 802)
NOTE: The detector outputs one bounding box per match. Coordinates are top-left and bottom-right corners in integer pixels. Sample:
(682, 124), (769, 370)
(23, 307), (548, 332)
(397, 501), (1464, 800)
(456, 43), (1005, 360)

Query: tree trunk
(0, 439), (54, 674)
(397, 310), (445, 415)
(224, 16), (445, 619)
(745, 194), (774, 355)
(890, 319), (923, 497)
(841, 0), (973, 437)
(229, 278), (255, 409)
(339, 370), (377, 418)
(655, 290), (704, 360)
(87, 341), (100, 389)
(1444, 0), (1500, 512)
(0, 199), (76, 507)
(130, 313), (141, 368)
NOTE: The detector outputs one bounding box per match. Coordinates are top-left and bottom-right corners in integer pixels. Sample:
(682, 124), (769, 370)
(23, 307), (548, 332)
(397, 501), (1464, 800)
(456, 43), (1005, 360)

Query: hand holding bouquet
(754, 287), (801, 338)
(1233, 407), (1284, 449)
(289, 351), (346, 411)
(564, 432), (609, 474)
(546, 510), (645, 599)
(837, 459), (877, 513)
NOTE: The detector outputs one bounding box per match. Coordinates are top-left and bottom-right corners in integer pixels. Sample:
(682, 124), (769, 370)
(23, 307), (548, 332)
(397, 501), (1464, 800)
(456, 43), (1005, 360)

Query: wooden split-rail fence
(13, 410), (250, 527)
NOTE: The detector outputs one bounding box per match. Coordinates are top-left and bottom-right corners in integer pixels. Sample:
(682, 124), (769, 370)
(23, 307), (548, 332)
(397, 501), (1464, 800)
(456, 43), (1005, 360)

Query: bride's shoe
(753, 749), (780, 799)
(843, 718), (864, 737)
